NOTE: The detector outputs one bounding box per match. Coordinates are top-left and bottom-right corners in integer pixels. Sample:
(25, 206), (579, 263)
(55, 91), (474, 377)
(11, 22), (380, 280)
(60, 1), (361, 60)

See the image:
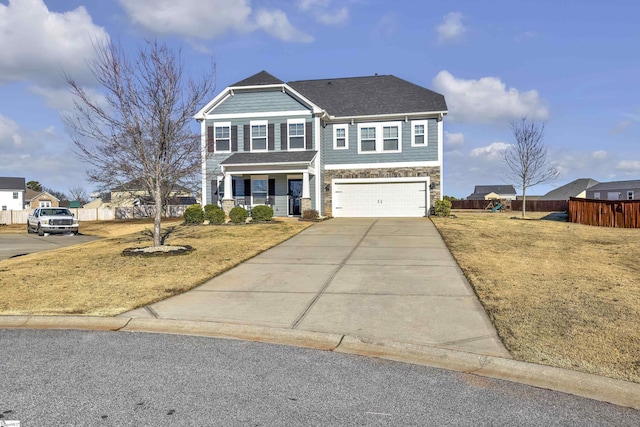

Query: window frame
(251, 175), (268, 206)
(357, 121), (403, 154)
(287, 118), (306, 151)
(333, 124), (349, 150)
(12, 192), (19, 199)
(411, 120), (429, 147)
(214, 121), (231, 153)
(39, 200), (51, 208)
(250, 120), (268, 152)
(628, 191), (634, 200)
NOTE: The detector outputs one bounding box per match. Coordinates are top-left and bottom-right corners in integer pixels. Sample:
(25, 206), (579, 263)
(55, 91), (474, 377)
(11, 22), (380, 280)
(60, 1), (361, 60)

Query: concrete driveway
(123, 218), (510, 357)
(0, 233), (99, 261)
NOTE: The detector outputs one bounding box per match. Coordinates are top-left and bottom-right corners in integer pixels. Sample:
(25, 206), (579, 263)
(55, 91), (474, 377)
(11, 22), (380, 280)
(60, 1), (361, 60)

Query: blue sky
(1, 0), (639, 198)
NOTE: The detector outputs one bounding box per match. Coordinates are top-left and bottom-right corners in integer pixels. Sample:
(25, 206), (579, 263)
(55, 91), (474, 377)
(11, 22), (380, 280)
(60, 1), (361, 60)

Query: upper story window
(288, 119), (305, 150)
(383, 126), (399, 151)
(333, 125), (348, 150)
(357, 121), (402, 154)
(251, 121), (268, 151)
(360, 127), (376, 152)
(593, 192), (601, 199)
(214, 122), (231, 152)
(628, 191), (634, 200)
(411, 120), (428, 147)
(39, 200), (51, 208)
(12, 192), (18, 199)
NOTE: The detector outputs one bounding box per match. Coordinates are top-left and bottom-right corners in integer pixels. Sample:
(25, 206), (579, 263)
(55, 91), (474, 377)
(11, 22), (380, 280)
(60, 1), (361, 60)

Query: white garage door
(332, 180), (428, 217)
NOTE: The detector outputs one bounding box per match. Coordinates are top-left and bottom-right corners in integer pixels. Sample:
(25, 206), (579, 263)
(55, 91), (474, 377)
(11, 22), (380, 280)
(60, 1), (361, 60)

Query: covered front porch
(216, 151), (317, 217)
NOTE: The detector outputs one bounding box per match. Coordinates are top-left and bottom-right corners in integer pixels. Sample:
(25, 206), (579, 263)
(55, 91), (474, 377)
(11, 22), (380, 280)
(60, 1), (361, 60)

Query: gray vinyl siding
(322, 118), (439, 164)
(212, 91), (309, 115)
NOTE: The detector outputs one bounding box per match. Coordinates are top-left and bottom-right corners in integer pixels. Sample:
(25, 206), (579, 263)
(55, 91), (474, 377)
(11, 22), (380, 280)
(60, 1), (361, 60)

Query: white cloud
(445, 132), (465, 150)
(436, 12), (466, 44)
(0, 0), (109, 86)
(592, 150), (609, 160)
(297, 0), (330, 11)
(119, 0), (313, 42)
(433, 70), (549, 124)
(616, 160), (640, 173)
(372, 13), (399, 38)
(610, 120), (633, 134)
(297, 0), (348, 26)
(470, 142), (510, 161)
(255, 9), (314, 42)
(316, 8), (349, 25)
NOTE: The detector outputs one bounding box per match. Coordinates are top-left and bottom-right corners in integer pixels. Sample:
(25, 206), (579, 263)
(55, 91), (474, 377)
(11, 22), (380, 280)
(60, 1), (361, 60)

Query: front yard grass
(431, 210), (640, 383)
(0, 219), (311, 316)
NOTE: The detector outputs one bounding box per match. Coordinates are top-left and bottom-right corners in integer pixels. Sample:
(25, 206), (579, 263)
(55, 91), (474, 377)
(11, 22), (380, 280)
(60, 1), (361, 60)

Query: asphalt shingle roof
(473, 185), (516, 195)
(540, 178), (599, 200)
(232, 70), (284, 87)
(587, 180), (640, 192)
(0, 177), (25, 190)
(221, 151), (317, 165)
(287, 74), (447, 117)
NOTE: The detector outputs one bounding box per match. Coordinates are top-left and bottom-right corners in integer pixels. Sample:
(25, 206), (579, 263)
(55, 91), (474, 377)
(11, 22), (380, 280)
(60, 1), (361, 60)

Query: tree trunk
(154, 180), (162, 247)
(521, 183), (527, 218)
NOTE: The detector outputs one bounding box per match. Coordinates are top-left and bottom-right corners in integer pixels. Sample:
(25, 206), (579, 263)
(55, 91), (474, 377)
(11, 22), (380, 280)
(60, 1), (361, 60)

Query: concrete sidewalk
(122, 218), (510, 358)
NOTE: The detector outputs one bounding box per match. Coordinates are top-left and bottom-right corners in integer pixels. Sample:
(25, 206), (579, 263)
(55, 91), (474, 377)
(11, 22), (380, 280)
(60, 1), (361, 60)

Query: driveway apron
(124, 218), (510, 358)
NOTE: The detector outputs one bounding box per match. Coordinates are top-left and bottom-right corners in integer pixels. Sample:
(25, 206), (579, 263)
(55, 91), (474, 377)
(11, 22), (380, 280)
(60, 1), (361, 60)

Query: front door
(288, 179), (302, 216)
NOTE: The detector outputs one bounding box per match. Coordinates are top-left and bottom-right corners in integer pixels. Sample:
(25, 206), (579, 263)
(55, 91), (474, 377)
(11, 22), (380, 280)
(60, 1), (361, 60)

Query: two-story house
(0, 177), (25, 211)
(194, 71), (447, 217)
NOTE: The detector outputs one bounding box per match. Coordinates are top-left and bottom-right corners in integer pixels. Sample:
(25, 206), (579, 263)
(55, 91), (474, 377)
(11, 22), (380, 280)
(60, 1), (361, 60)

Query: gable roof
(25, 188), (60, 201)
(473, 185), (516, 195)
(587, 180), (640, 192)
(287, 74), (447, 118)
(0, 177), (25, 191)
(232, 70), (284, 87)
(540, 178), (599, 200)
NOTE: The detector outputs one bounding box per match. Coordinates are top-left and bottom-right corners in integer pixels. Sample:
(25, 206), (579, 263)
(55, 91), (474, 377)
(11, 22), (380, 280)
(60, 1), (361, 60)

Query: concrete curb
(1, 315), (639, 411)
(120, 318), (343, 351)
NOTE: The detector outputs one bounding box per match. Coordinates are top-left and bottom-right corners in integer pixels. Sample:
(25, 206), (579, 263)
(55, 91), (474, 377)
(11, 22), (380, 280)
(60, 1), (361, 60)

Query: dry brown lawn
(0, 219), (310, 316)
(431, 210), (640, 383)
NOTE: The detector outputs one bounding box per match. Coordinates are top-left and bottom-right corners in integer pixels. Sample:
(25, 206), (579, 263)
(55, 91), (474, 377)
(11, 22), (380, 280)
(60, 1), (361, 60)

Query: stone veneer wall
(324, 166), (441, 217)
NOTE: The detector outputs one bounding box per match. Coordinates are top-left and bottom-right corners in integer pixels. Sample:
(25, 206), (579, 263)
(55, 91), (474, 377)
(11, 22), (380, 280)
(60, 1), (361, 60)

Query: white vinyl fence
(0, 206), (190, 225)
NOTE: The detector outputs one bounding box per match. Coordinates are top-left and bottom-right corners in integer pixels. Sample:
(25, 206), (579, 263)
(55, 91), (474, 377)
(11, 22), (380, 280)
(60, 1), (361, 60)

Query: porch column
(222, 174), (235, 216)
(301, 172), (312, 213)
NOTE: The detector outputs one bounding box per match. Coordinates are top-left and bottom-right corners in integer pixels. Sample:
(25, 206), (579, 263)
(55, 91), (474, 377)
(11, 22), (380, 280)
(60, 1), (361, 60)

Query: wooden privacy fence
(451, 199), (568, 212)
(569, 197), (640, 228)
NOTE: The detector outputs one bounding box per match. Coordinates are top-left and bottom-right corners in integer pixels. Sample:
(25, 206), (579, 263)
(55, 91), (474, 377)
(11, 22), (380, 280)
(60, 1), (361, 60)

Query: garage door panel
(333, 181), (428, 217)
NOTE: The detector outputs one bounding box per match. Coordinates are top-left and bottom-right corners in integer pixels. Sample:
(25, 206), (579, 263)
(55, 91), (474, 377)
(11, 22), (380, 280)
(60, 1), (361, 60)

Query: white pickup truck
(27, 207), (79, 236)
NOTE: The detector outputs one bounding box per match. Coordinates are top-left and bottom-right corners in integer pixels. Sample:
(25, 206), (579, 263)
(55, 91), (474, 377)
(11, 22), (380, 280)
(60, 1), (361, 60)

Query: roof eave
(326, 110), (448, 122)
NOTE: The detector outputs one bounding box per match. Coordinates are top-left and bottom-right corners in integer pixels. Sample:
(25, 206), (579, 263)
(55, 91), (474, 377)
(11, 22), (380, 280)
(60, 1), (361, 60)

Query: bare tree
(66, 39), (215, 246)
(503, 117), (560, 217)
(68, 185), (89, 205)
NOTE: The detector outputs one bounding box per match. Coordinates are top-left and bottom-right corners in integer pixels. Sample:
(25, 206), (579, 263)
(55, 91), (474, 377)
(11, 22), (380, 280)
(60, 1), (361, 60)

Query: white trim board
(324, 161), (440, 170)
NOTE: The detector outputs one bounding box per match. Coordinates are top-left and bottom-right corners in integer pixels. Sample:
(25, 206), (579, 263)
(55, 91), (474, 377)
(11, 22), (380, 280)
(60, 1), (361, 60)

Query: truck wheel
(37, 224), (44, 236)
(27, 223), (32, 233)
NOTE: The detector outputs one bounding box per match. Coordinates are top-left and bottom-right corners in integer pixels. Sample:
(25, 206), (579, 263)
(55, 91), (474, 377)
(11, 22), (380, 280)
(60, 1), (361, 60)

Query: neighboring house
(24, 188), (60, 209)
(0, 177), (25, 211)
(110, 180), (195, 207)
(585, 180), (640, 200)
(539, 178), (599, 201)
(194, 71), (447, 217)
(467, 185), (517, 201)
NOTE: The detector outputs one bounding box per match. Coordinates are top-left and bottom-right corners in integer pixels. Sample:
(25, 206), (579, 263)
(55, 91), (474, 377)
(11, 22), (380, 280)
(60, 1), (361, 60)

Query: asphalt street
(0, 233), (99, 260)
(1, 329), (639, 426)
